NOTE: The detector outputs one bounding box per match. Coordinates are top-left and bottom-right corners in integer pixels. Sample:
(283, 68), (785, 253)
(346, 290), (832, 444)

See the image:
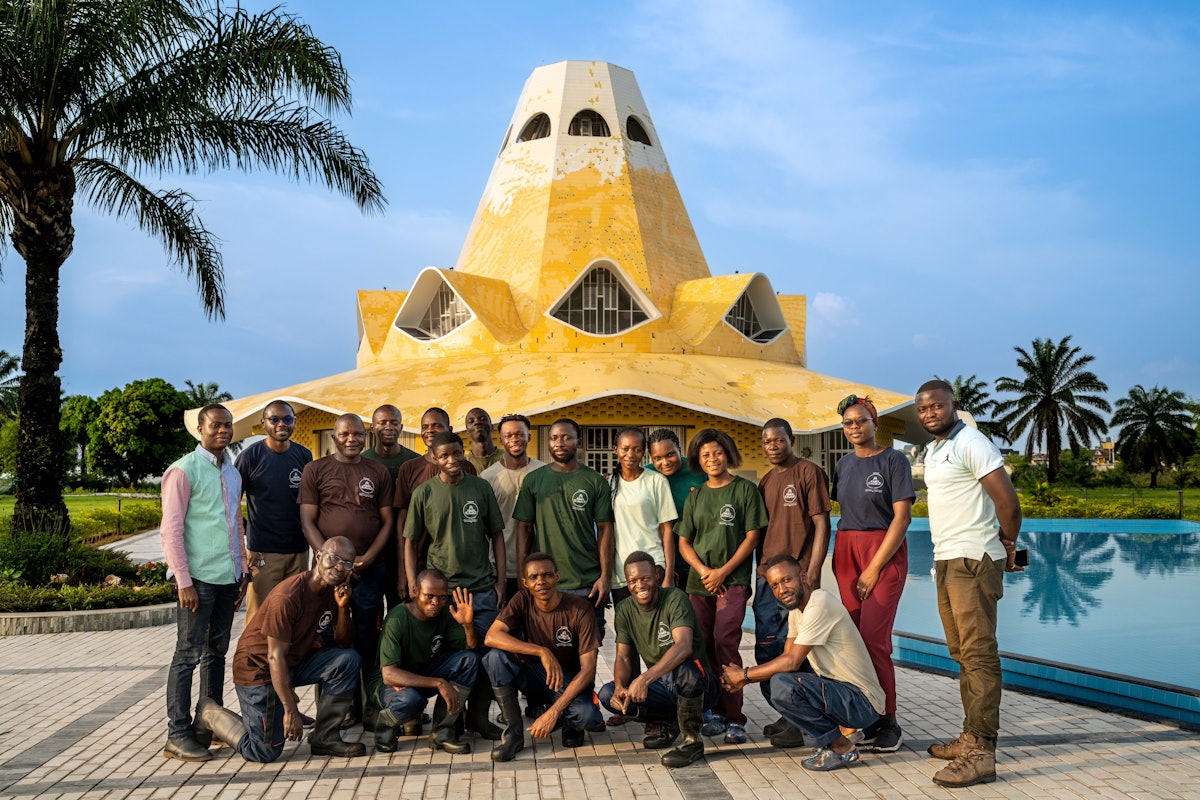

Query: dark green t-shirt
(363, 445), (421, 482)
(614, 586), (709, 671)
(404, 474), (504, 592)
(676, 476), (769, 595)
(648, 465), (707, 573)
(512, 465), (614, 590)
(368, 603), (468, 699)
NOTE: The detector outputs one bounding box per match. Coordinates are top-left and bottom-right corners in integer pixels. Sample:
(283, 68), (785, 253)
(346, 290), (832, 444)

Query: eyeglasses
(842, 418), (873, 428)
(265, 416), (296, 426)
(321, 552), (355, 572)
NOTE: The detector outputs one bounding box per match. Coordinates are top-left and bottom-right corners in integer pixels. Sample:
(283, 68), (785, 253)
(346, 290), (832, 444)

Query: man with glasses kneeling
(195, 537), (366, 761)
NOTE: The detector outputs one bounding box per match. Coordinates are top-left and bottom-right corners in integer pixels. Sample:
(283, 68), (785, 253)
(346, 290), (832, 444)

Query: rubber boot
(428, 683), (472, 754)
(635, 706), (678, 750)
(196, 697), (246, 750)
(308, 689), (367, 757)
(373, 706), (408, 753)
(466, 677), (503, 740)
(491, 683), (526, 762)
(661, 695), (705, 768)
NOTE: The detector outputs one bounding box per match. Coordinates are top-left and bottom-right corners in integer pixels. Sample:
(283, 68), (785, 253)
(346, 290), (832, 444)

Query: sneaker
(700, 713), (727, 737)
(868, 722), (903, 753)
(858, 717), (882, 745)
(932, 747), (996, 788)
(723, 723), (748, 744)
(802, 746), (860, 772)
(606, 713), (631, 726)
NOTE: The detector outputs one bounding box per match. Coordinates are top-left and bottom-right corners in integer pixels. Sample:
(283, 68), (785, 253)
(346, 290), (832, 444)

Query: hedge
(0, 581), (174, 612)
(909, 499), (1176, 520)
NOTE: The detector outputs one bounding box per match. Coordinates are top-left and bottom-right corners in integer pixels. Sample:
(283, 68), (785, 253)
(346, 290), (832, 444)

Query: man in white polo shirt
(915, 379), (1023, 789)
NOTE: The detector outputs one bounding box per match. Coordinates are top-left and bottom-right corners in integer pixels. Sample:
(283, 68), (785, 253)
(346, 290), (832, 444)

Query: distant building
(202, 62), (926, 477)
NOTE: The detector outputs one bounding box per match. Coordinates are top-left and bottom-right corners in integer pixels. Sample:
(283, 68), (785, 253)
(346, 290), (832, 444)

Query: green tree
(89, 379), (193, 487)
(0, 349), (18, 420)
(182, 380), (232, 407)
(994, 336), (1111, 484)
(0, 416), (17, 475)
(60, 394), (99, 484)
(1110, 385), (1195, 489)
(1, 1), (384, 533)
(935, 373), (1009, 443)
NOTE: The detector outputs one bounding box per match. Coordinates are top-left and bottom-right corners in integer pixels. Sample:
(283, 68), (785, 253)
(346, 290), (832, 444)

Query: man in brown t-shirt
(482, 552), (604, 761)
(756, 417), (832, 741)
(196, 537), (364, 762)
(299, 413), (395, 727)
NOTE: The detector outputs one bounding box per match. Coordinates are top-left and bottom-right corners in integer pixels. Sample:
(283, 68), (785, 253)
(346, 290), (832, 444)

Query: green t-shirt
(363, 445), (421, 482)
(614, 586), (709, 672)
(676, 476), (769, 595)
(404, 474), (504, 592)
(648, 465), (707, 573)
(512, 465), (614, 590)
(368, 603), (468, 699)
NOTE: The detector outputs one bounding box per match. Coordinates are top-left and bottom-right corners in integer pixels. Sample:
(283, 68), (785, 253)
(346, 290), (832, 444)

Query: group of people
(159, 378), (1022, 789)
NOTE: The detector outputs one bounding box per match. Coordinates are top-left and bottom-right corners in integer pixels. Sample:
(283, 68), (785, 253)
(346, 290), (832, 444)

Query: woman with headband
(831, 395), (915, 754)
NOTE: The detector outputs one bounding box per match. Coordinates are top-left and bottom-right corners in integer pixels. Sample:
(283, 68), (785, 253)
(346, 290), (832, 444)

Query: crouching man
(369, 569), (480, 754)
(598, 551), (717, 768)
(483, 552), (603, 762)
(196, 536), (365, 762)
(719, 554), (884, 773)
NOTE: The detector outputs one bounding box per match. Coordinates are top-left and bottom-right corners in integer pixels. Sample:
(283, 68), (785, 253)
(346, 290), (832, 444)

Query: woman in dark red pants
(831, 395), (915, 753)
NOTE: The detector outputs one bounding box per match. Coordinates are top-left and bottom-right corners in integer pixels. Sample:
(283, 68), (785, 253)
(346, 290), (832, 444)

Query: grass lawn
(1057, 486), (1200, 522)
(0, 494), (159, 517)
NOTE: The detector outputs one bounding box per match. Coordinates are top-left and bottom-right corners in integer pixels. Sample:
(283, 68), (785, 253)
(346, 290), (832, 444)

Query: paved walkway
(0, 532), (1190, 800)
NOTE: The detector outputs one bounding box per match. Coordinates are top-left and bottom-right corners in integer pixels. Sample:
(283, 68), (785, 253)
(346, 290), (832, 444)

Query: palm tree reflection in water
(1115, 533), (1200, 577)
(1011, 532), (1114, 627)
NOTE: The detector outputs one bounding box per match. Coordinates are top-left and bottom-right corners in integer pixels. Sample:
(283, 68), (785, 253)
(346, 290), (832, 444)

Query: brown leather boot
(928, 730), (977, 760)
(932, 745), (997, 788)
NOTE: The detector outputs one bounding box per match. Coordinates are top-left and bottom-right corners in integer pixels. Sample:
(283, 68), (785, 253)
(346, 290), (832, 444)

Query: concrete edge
(0, 602), (177, 635)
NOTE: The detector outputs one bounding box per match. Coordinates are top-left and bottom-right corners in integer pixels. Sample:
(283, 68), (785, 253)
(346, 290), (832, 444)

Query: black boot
(196, 697), (246, 750)
(634, 705), (678, 749)
(466, 677), (503, 741)
(429, 683), (472, 754)
(661, 695), (705, 768)
(308, 689), (367, 757)
(491, 684), (526, 762)
(373, 706), (408, 753)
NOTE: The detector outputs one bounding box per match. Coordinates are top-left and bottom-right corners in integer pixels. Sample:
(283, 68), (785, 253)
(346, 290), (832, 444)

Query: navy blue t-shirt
(237, 440), (313, 553)
(831, 448), (916, 532)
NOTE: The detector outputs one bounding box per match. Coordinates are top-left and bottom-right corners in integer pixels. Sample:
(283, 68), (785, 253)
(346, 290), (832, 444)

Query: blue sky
(2, 0), (1198, 433)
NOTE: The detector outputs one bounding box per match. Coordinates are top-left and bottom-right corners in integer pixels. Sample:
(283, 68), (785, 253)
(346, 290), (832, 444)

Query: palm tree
(1110, 385), (1195, 489)
(182, 380), (233, 408)
(993, 336), (1111, 484)
(0, 349), (17, 420)
(935, 373), (1009, 443)
(1, 1), (384, 533)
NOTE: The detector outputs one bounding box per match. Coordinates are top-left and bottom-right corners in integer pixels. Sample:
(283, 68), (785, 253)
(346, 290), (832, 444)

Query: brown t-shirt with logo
(298, 456), (394, 555)
(232, 572), (336, 687)
(494, 590), (601, 677)
(756, 458), (832, 576)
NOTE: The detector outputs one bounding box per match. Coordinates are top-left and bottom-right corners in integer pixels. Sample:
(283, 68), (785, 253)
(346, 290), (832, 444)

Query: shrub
(0, 531), (72, 586)
(0, 581), (174, 612)
(912, 497), (1176, 520)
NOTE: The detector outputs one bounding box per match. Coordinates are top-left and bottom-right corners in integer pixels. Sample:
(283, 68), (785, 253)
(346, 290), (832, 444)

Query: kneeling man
(719, 554), (884, 772)
(197, 536), (365, 762)
(483, 552), (603, 761)
(599, 551), (717, 768)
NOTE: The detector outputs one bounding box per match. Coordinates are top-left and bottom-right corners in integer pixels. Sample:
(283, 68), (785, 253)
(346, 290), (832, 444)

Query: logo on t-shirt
(718, 503), (736, 527)
(358, 477), (375, 498)
(463, 500), (480, 523)
(555, 625), (574, 647)
(431, 634), (444, 657)
(865, 472), (884, 493)
(571, 489), (589, 511)
(656, 621), (674, 647)
(782, 485), (798, 507)
(289, 468), (303, 489)
(316, 610), (332, 634)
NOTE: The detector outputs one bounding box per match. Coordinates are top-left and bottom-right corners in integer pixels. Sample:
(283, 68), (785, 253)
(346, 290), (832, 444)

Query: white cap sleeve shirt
(923, 421), (1007, 562)
(786, 589), (886, 715)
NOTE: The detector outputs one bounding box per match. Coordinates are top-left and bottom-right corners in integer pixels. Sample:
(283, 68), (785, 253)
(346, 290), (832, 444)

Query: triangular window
(550, 264), (652, 336)
(397, 281), (471, 340)
(517, 113), (551, 142)
(726, 281), (785, 343)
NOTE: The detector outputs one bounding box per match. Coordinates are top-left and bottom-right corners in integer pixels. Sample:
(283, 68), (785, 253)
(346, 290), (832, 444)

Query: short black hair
(648, 428), (681, 450)
(262, 399), (294, 419)
(764, 553), (801, 572)
(415, 568), (449, 588)
(687, 428), (742, 473)
(523, 552), (558, 574)
(917, 379), (955, 397)
(763, 417), (793, 438)
(551, 417), (581, 438)
(615, 427), (646, 448)
(623, 550), (656, 570)
(430, 431), (463, 451)
(198, 403), (231, 425)
(497, 413), (531, 433)
(423, 407), (451, 426)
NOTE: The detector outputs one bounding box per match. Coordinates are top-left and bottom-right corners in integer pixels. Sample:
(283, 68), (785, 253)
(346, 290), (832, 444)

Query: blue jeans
(769, 672), (879, 749)
(233, 646), (361, 763)
(483, 649), (602, 730)
(374, 650), (479, 722)
(561, 586), (607, 643)
(455, 586), (499, 640)
(753, 575), (788, 702)
(597, 658), (716, 721)
(166, 578), (239, 739)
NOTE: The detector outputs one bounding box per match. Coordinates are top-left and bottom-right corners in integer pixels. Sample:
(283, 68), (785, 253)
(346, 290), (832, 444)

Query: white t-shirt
(923, 421), (1007, 562)
(481, 458), (545, 579)
(787, 589), (886, 715)
(609, 470), (677, 587)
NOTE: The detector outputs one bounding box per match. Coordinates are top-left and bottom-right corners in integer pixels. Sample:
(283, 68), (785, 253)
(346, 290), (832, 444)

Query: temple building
(207, 61), (925, 477)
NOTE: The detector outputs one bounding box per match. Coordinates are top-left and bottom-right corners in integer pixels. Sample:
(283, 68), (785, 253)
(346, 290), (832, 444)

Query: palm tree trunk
(8, 163), (75, 536)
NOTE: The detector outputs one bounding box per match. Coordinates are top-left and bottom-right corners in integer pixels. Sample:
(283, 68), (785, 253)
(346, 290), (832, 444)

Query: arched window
(626, 116), (652, 146)
(516, 113), (551, 142)
(550, 264), (652, 335)
(568, 110), (611, 137)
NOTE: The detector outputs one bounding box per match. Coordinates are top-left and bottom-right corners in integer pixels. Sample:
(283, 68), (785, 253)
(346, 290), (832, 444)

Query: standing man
(756, 417), (832, 742)
(299, 413), (395, 728)
(161, 404), (247, 762)
(598, 551), (717, 768)
(464, 407), (503, 473)
(720, 554), (883, 773)
(362, 404), (420, 610)
(514, 418), (614, 638)
(196, 537), (366, 762)
(483, 552), (604, 761)
(238, 400), (312, 621)
(915, 379), (1023, 788)
(480, 414), (545, 600)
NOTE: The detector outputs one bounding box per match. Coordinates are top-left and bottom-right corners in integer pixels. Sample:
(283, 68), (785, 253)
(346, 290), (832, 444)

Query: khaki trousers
(245, 551), (310, 622)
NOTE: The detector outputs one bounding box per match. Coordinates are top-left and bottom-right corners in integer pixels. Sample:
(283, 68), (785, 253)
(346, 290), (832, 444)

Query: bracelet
(743, 666), (751, 684)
